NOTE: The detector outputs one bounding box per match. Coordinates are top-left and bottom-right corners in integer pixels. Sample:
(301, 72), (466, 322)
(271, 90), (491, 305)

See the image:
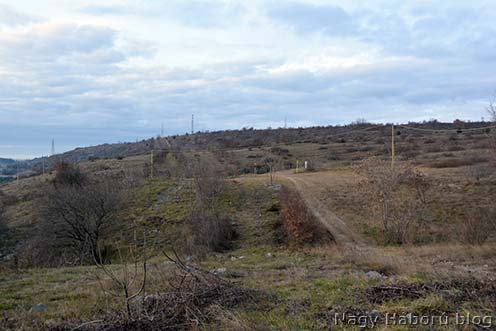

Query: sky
(1, 1), (495, 159)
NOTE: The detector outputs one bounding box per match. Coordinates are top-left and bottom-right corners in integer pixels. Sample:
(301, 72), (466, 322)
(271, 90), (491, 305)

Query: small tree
(40, 175), (126, 264)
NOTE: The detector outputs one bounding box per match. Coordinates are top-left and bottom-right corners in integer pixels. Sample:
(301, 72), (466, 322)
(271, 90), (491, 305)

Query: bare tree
(40, 175), (127, 264)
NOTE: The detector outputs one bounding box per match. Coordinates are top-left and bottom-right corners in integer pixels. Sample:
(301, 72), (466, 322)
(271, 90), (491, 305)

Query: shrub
(181, 212), (237, 256)
(19, 175), (128, 267)
(461, 207), (496, 245)
(355, 158), (431, 244)
(278, 187), (333, 245)
(52, 161), (87, 187)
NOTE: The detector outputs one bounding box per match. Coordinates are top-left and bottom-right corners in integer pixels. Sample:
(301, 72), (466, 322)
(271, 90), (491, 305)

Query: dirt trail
(277, 171), (496, 280)
(279, 171), (368, 248)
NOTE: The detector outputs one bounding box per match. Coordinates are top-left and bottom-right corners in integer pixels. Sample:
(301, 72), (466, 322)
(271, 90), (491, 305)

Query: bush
(461, 207), (496, 245)
(19, 174), (127, 267)
(181, 213), (237, 256)
(278, 187), (333, 245)
(52, 161), (87, 187)
(355, 158), (431, 245)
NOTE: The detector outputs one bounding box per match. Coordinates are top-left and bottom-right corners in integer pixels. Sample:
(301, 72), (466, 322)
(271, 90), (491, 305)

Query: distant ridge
(26, 120), (492, 167)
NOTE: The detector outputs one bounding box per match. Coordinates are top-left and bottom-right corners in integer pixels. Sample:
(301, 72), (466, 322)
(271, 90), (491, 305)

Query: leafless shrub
(177, 155), (237, 257)
(181, 213), (237, 257)
(278, 186), (333, 246)
(92, 231), (148, 321)
(355, 158), (431, 244)
(18, 174), (129, 267)
(52, 161), (87, 187)
(461, 207), (496, 245)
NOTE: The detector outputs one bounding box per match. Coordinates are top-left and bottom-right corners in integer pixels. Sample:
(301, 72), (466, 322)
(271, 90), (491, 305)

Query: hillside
(0, 121), (495, 330)
(24, 120), (490, 169)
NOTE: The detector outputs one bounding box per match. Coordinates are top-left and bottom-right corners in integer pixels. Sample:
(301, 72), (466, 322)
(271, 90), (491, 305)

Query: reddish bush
(279, 187), (333, 245)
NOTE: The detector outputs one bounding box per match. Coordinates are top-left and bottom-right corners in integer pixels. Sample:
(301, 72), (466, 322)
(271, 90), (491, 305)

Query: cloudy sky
(1, 1), (495, 158)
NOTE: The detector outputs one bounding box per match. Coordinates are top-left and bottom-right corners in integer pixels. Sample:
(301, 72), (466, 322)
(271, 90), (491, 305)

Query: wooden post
(150, 150), (154, 178)
(296, 160), (299, 173)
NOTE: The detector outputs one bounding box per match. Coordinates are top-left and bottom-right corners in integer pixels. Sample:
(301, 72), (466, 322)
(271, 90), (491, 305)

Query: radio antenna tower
(51, 139), (55, 156)
(161, 123), (164, 137)
(284, 116), (287, 129)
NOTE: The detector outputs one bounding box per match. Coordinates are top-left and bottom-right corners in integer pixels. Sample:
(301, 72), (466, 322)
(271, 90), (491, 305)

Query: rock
(211, 267), (227, 275)
(266, 252), (273, 258)
(230, 256), (237, 261)
(365, 271), (385, 280)
(30, 304), (48, 312)
(238, 256), (246, 260)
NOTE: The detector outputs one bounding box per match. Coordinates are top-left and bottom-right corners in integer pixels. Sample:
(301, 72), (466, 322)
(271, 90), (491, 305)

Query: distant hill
(25, 120), (493, 170)
(0, 158), (15, 165)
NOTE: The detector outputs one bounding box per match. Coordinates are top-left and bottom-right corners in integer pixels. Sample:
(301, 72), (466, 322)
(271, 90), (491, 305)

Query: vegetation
(1, 120), (496, 330)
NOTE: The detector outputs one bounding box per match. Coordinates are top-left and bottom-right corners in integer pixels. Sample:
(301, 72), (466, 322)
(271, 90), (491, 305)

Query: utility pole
(150, 150), (154, 178)
(51, 139), (55, 156)
(161, 123), (164, 137)
(391, 124), (395, 169)
(191, 114), (194, 134)
(16, 160), (19, 185)
(296, 159), (299, 174)
(284, 116), (287, 129)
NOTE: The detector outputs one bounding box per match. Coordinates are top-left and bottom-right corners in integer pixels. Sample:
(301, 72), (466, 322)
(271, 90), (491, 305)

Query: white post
(304, 161), (308, 169)
(296, 160), (299, 173)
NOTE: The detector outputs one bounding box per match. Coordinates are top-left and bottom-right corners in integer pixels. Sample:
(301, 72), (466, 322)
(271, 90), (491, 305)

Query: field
(0, 123), (495, 330)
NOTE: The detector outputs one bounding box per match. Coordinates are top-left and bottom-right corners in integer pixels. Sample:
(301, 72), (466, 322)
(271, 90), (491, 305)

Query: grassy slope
(1, 175), (495, 330)
(1, 128), (496, 330)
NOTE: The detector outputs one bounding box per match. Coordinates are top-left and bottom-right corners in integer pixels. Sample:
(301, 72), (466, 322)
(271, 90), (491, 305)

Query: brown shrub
(52, 161), (87, 187)
(355, 158), (432, 245)
(461, 207), (496, 245)
(180, 212), (237, 257)
(278, 187), (333, 245)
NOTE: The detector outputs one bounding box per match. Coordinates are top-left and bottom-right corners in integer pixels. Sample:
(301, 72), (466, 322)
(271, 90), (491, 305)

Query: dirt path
(276, 170), (496, 280)
(278, 171), (368, 248)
